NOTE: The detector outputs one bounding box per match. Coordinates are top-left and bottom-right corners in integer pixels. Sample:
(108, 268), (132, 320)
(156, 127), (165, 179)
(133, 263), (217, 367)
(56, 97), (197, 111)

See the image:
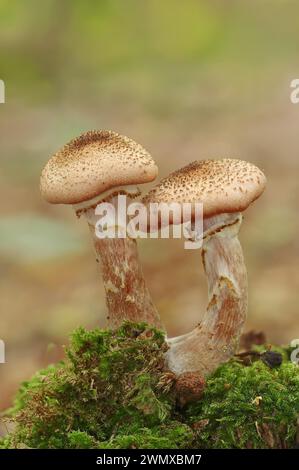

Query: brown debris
(192, 418), (209, 433)
(175, 371), (205, 407)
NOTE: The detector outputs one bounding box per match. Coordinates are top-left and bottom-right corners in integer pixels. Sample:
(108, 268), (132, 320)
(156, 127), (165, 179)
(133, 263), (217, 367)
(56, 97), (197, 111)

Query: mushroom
(142, 159), (266, 376)
(40, 130), (162, 329)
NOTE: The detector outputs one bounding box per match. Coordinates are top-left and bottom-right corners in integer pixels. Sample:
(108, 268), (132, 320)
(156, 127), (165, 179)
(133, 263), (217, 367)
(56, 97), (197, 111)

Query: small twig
(235, 351), (261, 358)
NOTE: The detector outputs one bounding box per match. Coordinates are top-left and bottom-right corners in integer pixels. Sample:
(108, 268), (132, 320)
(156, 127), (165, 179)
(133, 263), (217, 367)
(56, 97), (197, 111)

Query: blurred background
(1, 0), (299, 411)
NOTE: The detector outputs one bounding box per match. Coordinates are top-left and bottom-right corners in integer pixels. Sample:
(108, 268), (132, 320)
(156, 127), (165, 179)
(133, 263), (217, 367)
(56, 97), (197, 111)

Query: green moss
(98, 422), (194, 449)
(187, 358), (299, 448)
(1, 323), (299, 449)
(2, 322), (183, 449)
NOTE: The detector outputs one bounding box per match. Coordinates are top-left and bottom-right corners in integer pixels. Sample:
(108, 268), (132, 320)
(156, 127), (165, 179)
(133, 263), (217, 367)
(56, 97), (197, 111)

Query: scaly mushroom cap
(142, 159), (266, 218)
(40, 130), (158, 204)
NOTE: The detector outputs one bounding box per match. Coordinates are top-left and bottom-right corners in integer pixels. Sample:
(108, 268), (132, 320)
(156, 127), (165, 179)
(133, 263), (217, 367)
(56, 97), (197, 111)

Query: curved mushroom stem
(165, 212), (247, 376)
(78, 193), (162, 330)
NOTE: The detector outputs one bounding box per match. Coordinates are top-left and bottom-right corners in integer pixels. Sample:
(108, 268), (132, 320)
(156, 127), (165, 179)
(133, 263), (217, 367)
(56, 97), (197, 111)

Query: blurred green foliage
(0, 214), (85, 262)
(1, 0), (299, 104)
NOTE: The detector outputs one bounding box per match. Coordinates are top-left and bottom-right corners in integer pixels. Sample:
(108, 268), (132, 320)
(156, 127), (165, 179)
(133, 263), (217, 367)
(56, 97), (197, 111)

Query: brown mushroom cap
(142, 159), (266, 218)
(40, 130), (158, 204)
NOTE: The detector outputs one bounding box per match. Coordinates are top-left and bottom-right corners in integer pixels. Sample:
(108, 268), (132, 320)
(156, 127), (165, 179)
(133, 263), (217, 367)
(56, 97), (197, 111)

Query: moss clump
(2, 322), (190, 449)
(1, 323), (299, 449)
(188, 358), (299, 448)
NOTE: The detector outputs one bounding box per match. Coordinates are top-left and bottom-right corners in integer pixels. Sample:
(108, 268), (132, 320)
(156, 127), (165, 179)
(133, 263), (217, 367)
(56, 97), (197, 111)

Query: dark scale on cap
(40, 130), (158, 204)
(143, 159), (266, 218)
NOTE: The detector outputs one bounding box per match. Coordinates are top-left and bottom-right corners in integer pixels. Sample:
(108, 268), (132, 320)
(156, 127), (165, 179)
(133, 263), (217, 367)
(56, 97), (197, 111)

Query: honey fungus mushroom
(40, 130), (162, 329)
(143, 159), (266, 376)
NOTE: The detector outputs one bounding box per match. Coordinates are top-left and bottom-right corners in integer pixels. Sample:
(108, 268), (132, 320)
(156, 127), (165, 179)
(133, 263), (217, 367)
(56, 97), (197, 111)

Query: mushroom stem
(90, 231), (162, 329)
(79, 194), (162, 330)
(166, 212), (247, 376)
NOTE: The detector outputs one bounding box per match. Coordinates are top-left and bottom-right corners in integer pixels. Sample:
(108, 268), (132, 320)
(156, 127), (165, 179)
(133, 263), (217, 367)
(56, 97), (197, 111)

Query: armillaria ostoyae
(143, 159), (266, 376)
(40, 130), (162, 329)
